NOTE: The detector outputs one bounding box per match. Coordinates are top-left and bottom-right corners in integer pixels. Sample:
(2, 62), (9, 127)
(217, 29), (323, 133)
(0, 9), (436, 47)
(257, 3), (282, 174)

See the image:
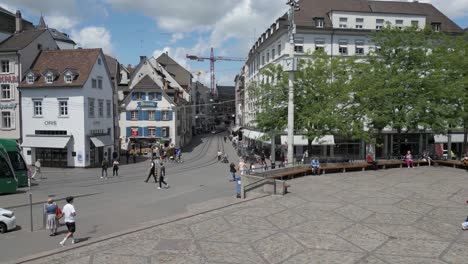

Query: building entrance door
(36, 148), (68, 167)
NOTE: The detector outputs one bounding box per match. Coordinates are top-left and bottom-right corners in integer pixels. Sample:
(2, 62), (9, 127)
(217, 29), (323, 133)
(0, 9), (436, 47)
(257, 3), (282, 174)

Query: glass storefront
(36, 148), (68, 167)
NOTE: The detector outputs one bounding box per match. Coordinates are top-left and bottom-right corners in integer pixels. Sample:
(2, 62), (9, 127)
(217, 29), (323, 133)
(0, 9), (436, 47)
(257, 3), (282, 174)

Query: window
(1, 60), (9, 73)
(395, 20), (403, 29)
(88, 98), (95, 118)
(98, 58), (102, 65)
(148, 127), (156, 137)
(162, 127), (169, 137)
(92, 78), (97, 88)
(98, 99), (104, 117)
(356, 18), (364, 29)
(262, 55), (265, 65)
(148, 111), (156, 120)
(376, 19), (384, 30)
(64, 74), (72, 83)
(27, 74), (34, 84)
(1, 111), (11, 128)
(1, 84), (11, 100)
(339, 40), (348, 55)
(294, 37), (304, 53)
(106, 100), (111, 117)
(355, 40), (365, 55)
(315, 39), (325, 51)
(432, 23), (441, 32)
(134, 92), (142, 100)
(97, 77), (103, 89)
(131, 111), (138, 120)
(278, 44), (281, 56)
(315, 18), (324, 28)
(411, 20), (419, 27)
(33, 99), (43, 117)
(339, 17), (347, 28)
(46, 74), (53, 84)
(272, 49), (276, 59)
(162, 111), (170, 121)
(59, 100), (68, 117)
(266, 52), (270, 62)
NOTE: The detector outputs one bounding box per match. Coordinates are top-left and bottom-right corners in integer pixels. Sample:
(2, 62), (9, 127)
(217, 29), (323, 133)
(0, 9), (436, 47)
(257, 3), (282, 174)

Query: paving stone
(150, 252), (203, 264)
(190, 216), (232, 239)
(66, 256), (92, 264)
(335, 204), (374, 222)
(101, 239), (161, 257)
(414, 217), (460, 241)
(375, 239), (450, 258)
(225, 215), (279, 230)
(229, 205), (285, 217)
(253, 233), (304, 264)
(375, 254), (449, 264)
(362, 212), (420, 225)
(365, 224), (443, 241)
(355, 256), (387, 264)
(91, 254), (149, 264)
(204, 227), (278, 244)
(427, 207), (467, 226)
(339, 224), (389, 252)
(283, 250), (365, 264)
(440, 242), (468, 263)
(288, 220), (353, 235)
(293, 208), (349, 222)
(155, 238), (196, 252)
(266, 209), (308, 229)
(199, 241), (265, 264)
(354, 197), (402, 205)
(359, 204), (419, 215)
(289, 232), (363, 253)
(274, 194), (309, 208)
(395, 199), (434, 215)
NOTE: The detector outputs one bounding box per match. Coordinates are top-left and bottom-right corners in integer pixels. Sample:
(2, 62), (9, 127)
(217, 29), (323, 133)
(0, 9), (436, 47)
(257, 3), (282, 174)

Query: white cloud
(169, 33), (184, 44)
(44, 15), (79, 31)
(71, 26), (114, 55)
(420, 0), (468, 19)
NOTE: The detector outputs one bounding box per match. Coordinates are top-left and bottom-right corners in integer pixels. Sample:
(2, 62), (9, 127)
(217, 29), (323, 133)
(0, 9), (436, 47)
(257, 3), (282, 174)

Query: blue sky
(1, 0), (467, 86)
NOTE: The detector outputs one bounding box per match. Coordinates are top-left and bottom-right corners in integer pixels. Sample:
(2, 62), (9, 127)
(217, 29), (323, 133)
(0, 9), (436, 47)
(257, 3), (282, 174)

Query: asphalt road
(0, 132), (238, 263)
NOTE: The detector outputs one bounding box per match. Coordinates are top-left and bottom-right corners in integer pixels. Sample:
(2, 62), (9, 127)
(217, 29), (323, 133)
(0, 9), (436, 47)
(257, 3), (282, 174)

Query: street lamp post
(286, 0), (299, 165)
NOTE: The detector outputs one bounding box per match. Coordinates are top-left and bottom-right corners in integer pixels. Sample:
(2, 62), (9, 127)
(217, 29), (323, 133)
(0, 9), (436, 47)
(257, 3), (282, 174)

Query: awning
(281, 135), (335, 146)
(434, 134), (465, 143)
(90, 136), (113, 147)
(21, 136), (71, 149)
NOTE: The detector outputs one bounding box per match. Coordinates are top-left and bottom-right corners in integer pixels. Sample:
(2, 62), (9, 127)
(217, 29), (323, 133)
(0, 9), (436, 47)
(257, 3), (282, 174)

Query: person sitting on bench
(310, 158), (320, 175)
(366, 154), (378, 170)
(405, 150), (414, 168)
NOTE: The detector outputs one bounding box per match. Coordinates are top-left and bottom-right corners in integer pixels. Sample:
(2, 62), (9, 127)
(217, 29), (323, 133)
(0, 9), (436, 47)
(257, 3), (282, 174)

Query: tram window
(8, 152), (27, 171)
(0, 156), (14, 178)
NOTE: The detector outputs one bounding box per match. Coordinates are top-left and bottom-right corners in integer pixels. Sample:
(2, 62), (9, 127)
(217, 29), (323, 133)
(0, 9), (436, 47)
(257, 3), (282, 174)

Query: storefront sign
(131, 130), (139, 137)
(0, 103), (16, 110)
(77, 151), (83, 163)
(44, 121), (57, 126)
(137, 101), (158, 108)
(0, 75), (18, 83)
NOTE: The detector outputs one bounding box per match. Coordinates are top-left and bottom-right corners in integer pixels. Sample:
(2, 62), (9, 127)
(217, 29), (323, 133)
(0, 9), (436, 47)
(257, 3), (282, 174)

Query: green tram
(0, 143), (17, 194)
(0, 139), (28, 188)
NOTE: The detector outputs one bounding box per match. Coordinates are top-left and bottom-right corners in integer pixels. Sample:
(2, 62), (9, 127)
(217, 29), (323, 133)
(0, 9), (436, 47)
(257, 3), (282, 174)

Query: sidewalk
(9, 166), (468, 264)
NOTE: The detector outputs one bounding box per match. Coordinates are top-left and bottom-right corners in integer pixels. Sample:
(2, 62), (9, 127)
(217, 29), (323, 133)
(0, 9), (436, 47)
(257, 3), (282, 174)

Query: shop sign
(0, 103), (16, 110)
(0, 75), (18, 83)
(137, 101), (157, 108)
(131, 130), (139, 137)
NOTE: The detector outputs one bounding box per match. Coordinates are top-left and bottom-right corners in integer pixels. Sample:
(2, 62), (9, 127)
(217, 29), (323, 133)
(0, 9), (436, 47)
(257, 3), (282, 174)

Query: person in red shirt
(366, 154), (377, 170)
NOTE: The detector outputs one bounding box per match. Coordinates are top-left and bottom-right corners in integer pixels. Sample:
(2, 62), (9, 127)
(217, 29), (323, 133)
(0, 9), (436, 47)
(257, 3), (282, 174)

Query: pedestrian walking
(158, 163), (169, 189)
(101, 159), (109, 179)
(45, 199), (59, 236)
(60, 196), (77, 246)
(112, 160), (119, 176)
(238, 158), (247, 176)
(145, 159), (158, 183)
(229, 162), (237, 181)
(217, 150), (223, 161)
(32, 159), (45, 180)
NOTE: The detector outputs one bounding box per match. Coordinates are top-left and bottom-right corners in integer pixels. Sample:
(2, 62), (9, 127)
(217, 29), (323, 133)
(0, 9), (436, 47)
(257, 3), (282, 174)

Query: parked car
(0, 208), (16, 233)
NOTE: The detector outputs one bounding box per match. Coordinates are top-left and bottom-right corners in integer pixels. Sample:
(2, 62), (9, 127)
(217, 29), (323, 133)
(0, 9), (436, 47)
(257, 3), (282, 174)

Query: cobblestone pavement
(14, 166), (468, 264)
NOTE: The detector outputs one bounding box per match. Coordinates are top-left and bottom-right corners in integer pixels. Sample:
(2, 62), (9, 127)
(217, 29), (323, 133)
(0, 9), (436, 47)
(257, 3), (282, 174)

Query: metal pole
(28, 176), (33, 232)
(287, 1), (297, 166)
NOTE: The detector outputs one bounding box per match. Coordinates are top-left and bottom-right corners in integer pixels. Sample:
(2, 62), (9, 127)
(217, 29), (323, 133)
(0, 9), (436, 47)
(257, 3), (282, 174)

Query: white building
(238, 0), (464, 159)
(119, 56), (191, 152)
(0, 23), (58, 141)
(19, 49), (114, 167)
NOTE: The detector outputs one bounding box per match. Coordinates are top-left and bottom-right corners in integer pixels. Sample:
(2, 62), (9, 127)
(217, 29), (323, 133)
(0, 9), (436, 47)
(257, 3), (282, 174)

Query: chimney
(15, 10), (22, 33)
(140, 56), (147, 63)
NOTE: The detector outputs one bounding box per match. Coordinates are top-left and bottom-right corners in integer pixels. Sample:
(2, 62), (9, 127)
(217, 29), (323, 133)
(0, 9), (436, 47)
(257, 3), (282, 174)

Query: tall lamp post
(285, 0), (299, 165)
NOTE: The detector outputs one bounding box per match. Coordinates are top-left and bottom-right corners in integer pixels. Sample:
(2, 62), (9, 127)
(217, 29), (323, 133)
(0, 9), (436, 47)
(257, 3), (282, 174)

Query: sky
(1, 0), (467, 87)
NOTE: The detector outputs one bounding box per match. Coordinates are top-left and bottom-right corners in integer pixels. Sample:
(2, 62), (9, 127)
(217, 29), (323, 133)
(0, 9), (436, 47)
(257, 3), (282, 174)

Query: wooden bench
(376, 159), (429, 169)
(266, 167), (310, 180)
(321, 163), (369, 174)
(434, 160), (468, 169)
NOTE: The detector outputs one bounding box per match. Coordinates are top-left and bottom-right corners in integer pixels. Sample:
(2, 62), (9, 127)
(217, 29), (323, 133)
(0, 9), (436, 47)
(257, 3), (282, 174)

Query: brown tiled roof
(156, 53), (192, 87)
(0, 29), (49, 51)
(104, 54), (119, 80)
(133, 75), (163, 90)
(19, 49), (102, 88)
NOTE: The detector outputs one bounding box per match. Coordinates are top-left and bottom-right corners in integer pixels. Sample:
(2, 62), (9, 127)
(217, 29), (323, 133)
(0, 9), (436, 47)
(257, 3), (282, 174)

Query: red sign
(0, 75), (18, 83)
(131, 129), (139, 137)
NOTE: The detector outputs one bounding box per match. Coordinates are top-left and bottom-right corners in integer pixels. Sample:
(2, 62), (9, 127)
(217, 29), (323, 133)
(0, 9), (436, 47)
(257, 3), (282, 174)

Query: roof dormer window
(64, 74), (72, 83)
(432, 22), (441, 32)
(314, 17), (324, 28)
(27, 73), (35, 84)
(46, 74), (53, 84)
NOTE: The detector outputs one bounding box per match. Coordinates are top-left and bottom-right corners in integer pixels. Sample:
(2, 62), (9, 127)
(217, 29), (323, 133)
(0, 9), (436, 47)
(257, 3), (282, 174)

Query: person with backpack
(101, 159), (109, 179)
(112, 160), (119, 177)
(158, 163), (169, 189)
(229, 162), (237, 181)
(144, 159), (158, 183)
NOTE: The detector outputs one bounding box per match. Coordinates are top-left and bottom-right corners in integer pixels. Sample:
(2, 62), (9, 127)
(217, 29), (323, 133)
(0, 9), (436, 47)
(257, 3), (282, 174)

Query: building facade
(19, 49), (114, 167)
(237, 0), (465, 159)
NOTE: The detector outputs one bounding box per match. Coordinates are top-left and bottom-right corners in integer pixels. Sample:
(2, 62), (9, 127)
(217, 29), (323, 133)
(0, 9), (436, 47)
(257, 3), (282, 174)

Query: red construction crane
(186, 47), (244, 94)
